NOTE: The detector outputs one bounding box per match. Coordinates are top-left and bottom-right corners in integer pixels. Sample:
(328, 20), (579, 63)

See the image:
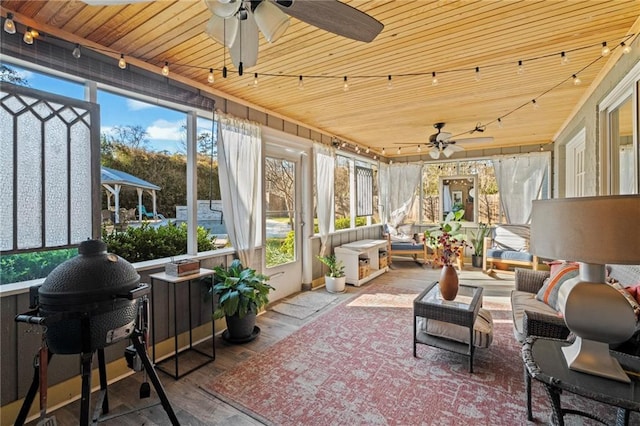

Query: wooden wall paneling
(266, 115), (284, 131)
(248, 109), (267, 125)
(283, 121), (297, 136)
(0, 295), (18, 405)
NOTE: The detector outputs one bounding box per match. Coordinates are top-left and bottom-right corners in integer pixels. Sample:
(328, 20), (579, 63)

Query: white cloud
(127, 99), (156, 111)
(146, 119), (184, 141)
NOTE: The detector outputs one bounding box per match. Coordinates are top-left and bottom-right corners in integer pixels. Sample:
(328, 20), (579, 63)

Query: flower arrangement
(427, 210), (470, 267)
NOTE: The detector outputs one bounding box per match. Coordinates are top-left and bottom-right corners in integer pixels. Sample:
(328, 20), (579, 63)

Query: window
(566, 129), (586, 197)
(334, 155), (351, 229)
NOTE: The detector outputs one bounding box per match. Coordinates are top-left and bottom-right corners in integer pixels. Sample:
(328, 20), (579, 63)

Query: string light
(572, 74), (581, 85)
(417, 145), (422, 153)
(253, 72), (258, 88)
(23, 27), (34, 44)
(497, 118), (503, 128)
(343, 76), (349, 91)
(560, 51), (569, 65)
(298, 75), (304, 90)
(387, 75), (393, 89)
(382, 147), (386, 155)
(601, 41), (610, 56)
(161, 61), (169, 76)
(621, 42), (631, 54)
(208, 68), (215, 83)
(72, 44), (81, 59)
(474, 66), (481, 81)
(532, 99), (539, 110)
(431, 72), (438, 86)
(4, 13), (16, 34)
(517, 60), (524, 75)
(118, 54), (127, 69)
(365, 147), (370, 153)
(397, 147), (401, 155)
(222, 66), (228, 78)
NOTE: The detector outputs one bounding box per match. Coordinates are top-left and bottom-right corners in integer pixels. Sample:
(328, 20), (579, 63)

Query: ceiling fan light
(254, 0), (290, 43)
(205, 0), (241, 18)
(443, 145), (456, 158)
(205, 14), (238, 47)
(429, 148), (440, 160)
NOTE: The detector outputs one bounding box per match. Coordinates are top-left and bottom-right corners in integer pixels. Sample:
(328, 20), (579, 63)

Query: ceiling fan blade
(229, 11), (259, 69)
(436, 131), (452, 142)
(81, 0), (152, 4)
(274, 0), (383, 42)
(451, 137), (494, 144)
(205, 15), (238, 48)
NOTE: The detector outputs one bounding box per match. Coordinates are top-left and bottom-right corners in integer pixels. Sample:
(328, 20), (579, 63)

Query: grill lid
(39, 239), (140, 308)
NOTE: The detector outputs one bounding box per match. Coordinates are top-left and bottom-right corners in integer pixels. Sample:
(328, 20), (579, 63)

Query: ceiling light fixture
(118, 54), (127, 69)
(208, 68), (215, 83)
(72, 44), (81, 59)
(4, 13), (16, 34)
(601, 41), (610, 56)
(23, 27), (34, 44)
(161, 61), (169, 76)
(253, 0), (289, 43)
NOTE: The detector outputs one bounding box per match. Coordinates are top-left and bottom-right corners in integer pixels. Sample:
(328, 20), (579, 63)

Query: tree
(264, 158), (295, 228)
(0, 64), (29, 86)
(106, 124), (149, 148)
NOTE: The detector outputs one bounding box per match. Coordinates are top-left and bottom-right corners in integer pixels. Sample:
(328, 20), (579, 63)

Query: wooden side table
(150, 268), (215, 379)
(522, 336), (640, 425)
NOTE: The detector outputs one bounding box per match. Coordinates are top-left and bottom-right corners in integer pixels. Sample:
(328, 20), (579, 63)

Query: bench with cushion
(483, 224), (539, 274)
(383, 223), (431, 266)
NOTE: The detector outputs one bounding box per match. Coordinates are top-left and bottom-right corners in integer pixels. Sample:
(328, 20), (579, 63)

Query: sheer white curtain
(217, 112), (262, 268)
(386, 163), (422, 226)
(492, 155), (547, 224)
(314, 142), (335, 256)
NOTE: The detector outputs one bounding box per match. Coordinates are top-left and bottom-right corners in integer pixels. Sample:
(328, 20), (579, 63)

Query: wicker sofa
(511, 265), (640, 343)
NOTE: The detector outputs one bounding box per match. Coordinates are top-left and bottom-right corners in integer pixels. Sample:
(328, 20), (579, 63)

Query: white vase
(325, 276), (346, 293)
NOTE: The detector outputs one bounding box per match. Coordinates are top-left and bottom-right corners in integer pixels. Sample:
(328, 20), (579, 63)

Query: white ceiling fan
(395, 122), (494, 159)
(82, 0), (384, 72)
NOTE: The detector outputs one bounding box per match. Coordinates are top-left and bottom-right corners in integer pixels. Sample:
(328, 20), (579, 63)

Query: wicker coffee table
(413, 281), (483, 372)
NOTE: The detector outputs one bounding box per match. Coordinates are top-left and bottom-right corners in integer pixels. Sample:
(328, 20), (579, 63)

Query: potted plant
(210, 259), (274, 342)
(470, 223), (491, 268)
(317, 254), (346, 293)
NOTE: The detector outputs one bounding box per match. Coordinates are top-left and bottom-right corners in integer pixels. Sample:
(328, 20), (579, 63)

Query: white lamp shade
(229, 11), (259, 69)
(204, 0), (241, 18)
(253, 0), (290, 42)
(530, 195), (640, 265)
(205, 15), (238, 48)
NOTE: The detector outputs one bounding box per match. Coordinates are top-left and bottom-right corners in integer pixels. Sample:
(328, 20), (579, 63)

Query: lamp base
(562, 337), (630, 383)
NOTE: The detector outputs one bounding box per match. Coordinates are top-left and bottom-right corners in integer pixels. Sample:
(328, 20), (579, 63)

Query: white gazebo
(101, 167), (162, 223)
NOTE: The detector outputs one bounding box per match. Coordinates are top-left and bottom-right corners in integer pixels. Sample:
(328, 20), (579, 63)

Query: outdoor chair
(138, 205), (155, 219)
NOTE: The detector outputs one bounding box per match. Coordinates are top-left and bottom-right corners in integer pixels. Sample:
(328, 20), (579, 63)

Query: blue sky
(9, 64), (212, 154)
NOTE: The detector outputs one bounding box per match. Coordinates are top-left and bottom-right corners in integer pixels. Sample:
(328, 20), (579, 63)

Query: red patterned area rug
(201, 282), (617, 425)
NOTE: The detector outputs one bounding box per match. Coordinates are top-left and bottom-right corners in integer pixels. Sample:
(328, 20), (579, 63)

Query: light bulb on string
(161, 62), (169, 76)
(397, 147), (401, 155)
(560, 51), (569, 65)
(387, 75), (393, 89)
(621, 42), (632, 54)
(4, 13), (16, 34)
(532, 99), (539, 110)
(208, 68), (215, 83)
(118, 54), (127, 69)
(417, 145), (422, 153)
(497, 118), (503, 128)
(572, 74), (581, 85)
(253, 73), (258, 88)
(382, 147), (386, 155)
(222, 66), (228, 78)
(365, 147), (370, 154)
(23, 28), (34, 45)
(431, 72), (438, 86)
(474, 67), (481, 81)
(72, 44), (81, 59)
(343, 76), (349, 92)
(298, 75), (304, 90)
(517, 60), (524, 75)
(601, 41), (610, 56)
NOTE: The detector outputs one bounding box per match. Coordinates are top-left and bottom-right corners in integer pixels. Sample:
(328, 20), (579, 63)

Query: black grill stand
(14, 309), (179, 425)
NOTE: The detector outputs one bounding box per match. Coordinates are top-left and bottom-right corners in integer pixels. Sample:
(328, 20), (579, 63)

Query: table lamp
(530, 195), (640, 382)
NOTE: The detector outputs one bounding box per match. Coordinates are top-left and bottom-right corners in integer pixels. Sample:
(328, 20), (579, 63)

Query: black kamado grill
(14, 239), (179, 426)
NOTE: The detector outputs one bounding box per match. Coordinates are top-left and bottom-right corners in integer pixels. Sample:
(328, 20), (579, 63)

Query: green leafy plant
(471, 223), (491, 256)
(425, 210), (469, 266)
(210, 259), (274, 320)
(317, 254), (345, 278)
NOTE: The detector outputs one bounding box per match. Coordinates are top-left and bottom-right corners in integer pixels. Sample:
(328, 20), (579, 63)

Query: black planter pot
(223, 309), (260, 343)
(471, 255), (483, 268)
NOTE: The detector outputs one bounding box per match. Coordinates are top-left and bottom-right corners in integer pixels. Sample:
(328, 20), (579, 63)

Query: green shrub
(334, 217), (367, 230)
(1, 248), (78, 283)
(102, 222), (216, 262)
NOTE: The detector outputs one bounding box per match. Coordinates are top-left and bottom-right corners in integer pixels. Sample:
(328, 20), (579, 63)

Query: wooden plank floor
(24, 262), (514, 425)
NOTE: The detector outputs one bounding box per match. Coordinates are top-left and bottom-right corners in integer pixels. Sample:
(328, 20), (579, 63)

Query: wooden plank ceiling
(2, 0), (639, 158)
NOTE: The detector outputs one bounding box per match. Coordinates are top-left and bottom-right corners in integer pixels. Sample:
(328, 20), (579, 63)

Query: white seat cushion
(420, 308), (494, 348)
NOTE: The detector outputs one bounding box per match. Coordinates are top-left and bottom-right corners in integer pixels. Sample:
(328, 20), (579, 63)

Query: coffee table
(522, 336), (640, 425)
(413, 281), (483, 372)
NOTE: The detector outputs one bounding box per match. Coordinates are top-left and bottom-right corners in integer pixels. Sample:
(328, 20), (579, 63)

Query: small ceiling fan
(395, 122), (494, 159)
(82, 1), (384, 71)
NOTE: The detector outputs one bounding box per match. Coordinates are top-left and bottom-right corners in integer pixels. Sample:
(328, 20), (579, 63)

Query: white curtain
(442, 183), (452, 214)
(217, 112), (262, 268)
(492, 155), (547, 224)
(386, 163), (422, 226)
(314, 142), (335, 256)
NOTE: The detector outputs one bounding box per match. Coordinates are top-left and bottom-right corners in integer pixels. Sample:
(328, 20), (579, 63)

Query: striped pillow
(535, 262), (580, 309)
(422, 308), (494, 348)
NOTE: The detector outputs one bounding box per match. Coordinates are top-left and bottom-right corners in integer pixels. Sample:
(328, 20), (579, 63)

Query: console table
(335, 239), (389, 286)
(150, 268), (216, 379)
(522, 336), (640, 425)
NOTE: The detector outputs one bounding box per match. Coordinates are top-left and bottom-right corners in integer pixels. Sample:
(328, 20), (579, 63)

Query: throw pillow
(609, 281), (640, 319)
(535, 262), (580, 309)
(625, 284), (640, 304)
